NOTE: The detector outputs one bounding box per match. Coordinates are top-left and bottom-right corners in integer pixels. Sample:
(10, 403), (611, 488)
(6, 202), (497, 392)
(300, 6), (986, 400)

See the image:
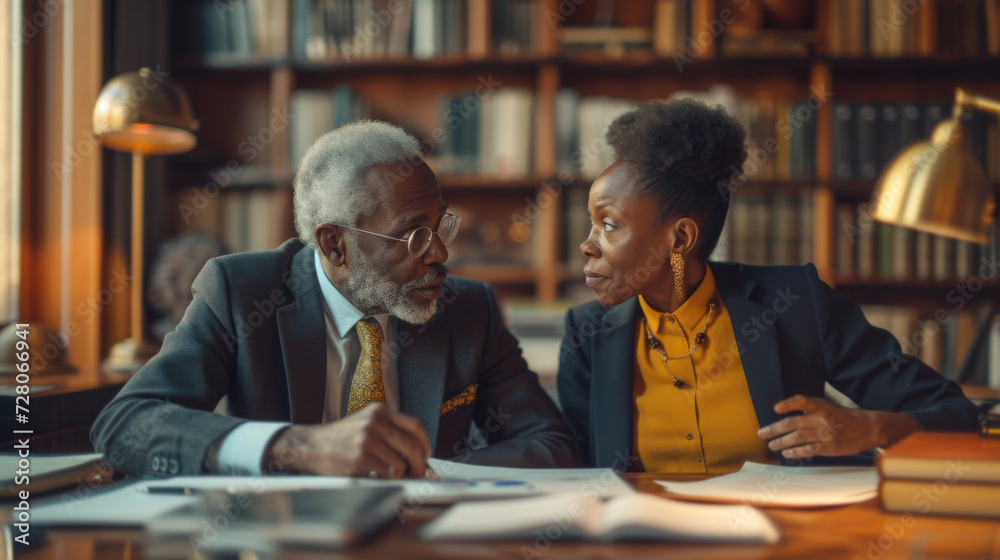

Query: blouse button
(667, 317), (675, 323)
(685, 433), (693, 440)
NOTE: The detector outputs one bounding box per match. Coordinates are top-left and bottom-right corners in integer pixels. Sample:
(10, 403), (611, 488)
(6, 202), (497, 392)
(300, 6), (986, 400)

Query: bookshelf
(159, 0), (1000, 329)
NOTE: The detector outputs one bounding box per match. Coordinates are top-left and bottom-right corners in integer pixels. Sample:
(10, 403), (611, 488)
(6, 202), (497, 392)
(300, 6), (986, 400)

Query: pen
(424, 465), (442, 481)
(137, 486), (201, 495)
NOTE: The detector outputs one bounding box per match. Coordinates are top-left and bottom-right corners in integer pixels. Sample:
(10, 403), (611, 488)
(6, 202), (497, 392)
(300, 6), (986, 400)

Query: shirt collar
(639, 263), (718, 335)
(313, 250), (388, 338)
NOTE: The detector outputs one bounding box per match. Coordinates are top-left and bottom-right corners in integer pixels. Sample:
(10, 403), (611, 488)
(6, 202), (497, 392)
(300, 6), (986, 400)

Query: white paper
(32, 476), (360, 527)
(428, 458), (623, 481)
(656, 461), (879, 507)
(421, 491), (781, 543)
(425, 458), (635, 499)
(32, 462), (634, 527)
(420, 492), (601, 540)
(33, 479), (198, 527)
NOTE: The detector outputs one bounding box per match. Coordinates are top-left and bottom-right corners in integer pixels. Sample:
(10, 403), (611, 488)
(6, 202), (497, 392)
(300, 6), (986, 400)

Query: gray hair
(293, 120), (423, 249)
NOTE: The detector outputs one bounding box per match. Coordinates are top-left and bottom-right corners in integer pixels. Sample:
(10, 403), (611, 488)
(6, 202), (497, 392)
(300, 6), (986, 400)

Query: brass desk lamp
(870, 88), (1000, 394)
(871, 88), (999, 243)
(93, 67), (199, 372)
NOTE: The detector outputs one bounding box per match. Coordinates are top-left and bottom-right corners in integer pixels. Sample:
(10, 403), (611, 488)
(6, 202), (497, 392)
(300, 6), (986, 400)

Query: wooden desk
(0, 372), (126, 453)
(13, 474), (1000, 560)
(962, 384), (1000, 404)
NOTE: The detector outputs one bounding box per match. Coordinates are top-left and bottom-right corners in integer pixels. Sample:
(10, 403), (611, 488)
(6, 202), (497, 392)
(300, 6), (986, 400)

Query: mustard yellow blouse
(633, 264), (777, 473)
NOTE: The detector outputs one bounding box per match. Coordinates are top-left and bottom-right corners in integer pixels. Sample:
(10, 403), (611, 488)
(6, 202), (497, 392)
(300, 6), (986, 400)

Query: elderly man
(92, 121), (577, 478)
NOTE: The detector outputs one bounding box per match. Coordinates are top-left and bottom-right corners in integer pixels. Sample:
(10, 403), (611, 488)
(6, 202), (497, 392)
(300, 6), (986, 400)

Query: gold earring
(671, 252), (685, 302)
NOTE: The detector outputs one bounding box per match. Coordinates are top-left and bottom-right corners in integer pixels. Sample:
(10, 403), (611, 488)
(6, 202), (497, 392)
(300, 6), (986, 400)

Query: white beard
(345, 247), (442, 325)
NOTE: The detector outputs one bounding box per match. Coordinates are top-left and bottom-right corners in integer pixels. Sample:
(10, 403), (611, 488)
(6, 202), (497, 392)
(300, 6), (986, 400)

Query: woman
(557, 99), (979, 473)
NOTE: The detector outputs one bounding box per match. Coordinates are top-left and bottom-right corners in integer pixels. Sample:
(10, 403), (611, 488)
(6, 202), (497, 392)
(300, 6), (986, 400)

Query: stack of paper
(31, 459), (634, 527)
(656, 462), (879, 507)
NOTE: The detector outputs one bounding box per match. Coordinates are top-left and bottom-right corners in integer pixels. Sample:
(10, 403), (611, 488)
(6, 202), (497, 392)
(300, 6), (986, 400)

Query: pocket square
(440, 384), (477, 415)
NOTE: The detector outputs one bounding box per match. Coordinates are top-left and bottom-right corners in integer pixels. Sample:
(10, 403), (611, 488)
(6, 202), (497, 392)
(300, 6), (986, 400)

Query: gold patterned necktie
(346, 318), (385, 415)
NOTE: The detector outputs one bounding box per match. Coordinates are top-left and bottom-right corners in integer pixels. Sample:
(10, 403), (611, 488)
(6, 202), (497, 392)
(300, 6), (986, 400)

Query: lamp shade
(93, 67), (199, 155)
(870, 117), (995, 244)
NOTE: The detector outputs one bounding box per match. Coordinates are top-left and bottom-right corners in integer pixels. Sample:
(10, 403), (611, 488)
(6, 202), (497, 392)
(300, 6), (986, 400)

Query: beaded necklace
(641, 296), (718, 389)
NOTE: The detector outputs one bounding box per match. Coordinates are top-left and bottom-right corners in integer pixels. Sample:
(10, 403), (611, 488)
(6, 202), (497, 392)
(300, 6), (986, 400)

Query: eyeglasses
(326, 213), (461, 257)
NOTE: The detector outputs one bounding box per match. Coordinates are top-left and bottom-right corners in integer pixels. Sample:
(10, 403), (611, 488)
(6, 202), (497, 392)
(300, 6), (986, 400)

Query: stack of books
(878, 432), (1000, 518)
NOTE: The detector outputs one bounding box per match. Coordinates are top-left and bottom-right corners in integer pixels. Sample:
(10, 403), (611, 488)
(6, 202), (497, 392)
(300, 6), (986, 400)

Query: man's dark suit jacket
(92, 239), (577, 477)
(558, 261), (981, 469)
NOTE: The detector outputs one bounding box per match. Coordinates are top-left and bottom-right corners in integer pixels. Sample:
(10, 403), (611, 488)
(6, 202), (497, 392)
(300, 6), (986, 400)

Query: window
(0, 1), (23, 324)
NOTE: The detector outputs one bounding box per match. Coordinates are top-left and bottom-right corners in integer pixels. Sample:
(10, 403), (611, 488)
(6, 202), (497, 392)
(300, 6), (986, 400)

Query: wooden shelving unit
(162, 0), (1000, 309)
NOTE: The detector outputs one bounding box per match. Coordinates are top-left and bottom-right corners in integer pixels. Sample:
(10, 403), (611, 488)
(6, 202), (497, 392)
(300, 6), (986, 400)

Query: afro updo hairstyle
(605, 98), (748, 260)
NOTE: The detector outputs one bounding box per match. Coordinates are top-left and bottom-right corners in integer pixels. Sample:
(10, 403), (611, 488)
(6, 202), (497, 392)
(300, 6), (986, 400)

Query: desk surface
(13, 473), (1000, 560)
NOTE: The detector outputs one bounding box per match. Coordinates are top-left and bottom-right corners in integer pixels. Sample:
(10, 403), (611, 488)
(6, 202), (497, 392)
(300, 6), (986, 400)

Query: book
(878, 104), (902, 170)
(877, 432), (1000, 483)
(856, 204), (876, 279)
(827, 0), (995, 56)
(653, 0), (680, 55)
(412, 0), (438, 60)
(990, 316), (1000, 389)
(879, 479), (1000, 518)
(419, 491), (781, 543)
(0, 452), (108, 498)
(832, 104), (854, 179)
(836, 203), (857, 276)
(856, 104), (879, 179)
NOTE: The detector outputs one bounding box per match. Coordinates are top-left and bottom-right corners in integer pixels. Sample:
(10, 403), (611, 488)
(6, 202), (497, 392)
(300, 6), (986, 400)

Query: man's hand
(757, 395), (920, 459)
(264, 404), (432, 478)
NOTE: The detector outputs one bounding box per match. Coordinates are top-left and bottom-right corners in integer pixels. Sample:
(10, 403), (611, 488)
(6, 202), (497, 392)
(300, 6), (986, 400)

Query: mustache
(402, 264), (448, 291)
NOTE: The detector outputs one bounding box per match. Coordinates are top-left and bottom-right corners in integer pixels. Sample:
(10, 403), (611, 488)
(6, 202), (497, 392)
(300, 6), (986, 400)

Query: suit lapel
(712, 262), (785, 431)
(397, 319), (448, 452)
(278, 247), (326, 424)
(591, 300), (640, 468)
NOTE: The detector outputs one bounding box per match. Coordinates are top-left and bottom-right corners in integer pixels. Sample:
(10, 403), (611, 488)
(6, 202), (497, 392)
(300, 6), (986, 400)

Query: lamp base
(102, 337), (159, 374)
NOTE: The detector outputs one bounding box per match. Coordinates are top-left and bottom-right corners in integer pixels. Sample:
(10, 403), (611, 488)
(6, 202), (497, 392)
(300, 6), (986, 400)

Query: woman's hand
(757, 395), (921, 459)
